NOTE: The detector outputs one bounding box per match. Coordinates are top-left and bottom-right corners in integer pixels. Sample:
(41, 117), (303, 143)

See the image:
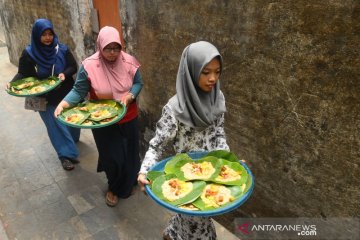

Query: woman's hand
(137, 173), (150, 193)
(58, 73), (65, 81)
(120, 92), (134, 106)
(5, 82), (10, 89)
(54, 100), (70, 117)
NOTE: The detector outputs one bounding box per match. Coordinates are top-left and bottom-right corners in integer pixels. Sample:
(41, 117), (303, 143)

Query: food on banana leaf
(58, 100), (125, 128)
(152, 174), (206, 206)
(146, 151), (254, 214)
(173, 156), (221, 181)
(178, 203), (199, 211)
(192, 183), (244, 210)
(62, 109), (90, 125)
(212, 159), (248, 186)
(7, 76), (61, 96)
(89, 106), (118, 121)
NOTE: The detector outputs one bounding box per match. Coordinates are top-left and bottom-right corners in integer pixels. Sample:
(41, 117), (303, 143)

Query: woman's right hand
(137, 173), (150, 193)
(5, 82), (10, 89)
(54, 100), (70, 117)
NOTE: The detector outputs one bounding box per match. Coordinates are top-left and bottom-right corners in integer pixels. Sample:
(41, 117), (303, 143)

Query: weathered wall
(0, 0), (94, 66)
(120, 0), (360, 231)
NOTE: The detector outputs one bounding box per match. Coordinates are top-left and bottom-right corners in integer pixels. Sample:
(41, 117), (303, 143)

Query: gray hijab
(169, 41), (226, 129)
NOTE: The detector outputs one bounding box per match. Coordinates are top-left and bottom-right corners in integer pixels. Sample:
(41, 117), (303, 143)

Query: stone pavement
(0, 42), (239, 239)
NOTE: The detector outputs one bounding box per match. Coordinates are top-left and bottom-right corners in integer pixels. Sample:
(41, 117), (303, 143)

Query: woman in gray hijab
(138, 41), (229, 240)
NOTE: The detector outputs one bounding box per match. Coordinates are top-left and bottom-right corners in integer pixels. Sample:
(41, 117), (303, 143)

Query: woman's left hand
(120, 93), (134, 106)
(58, 73), (65, 81)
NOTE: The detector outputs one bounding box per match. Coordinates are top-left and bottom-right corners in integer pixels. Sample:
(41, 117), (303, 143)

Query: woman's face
(198, 57), (221, 92)
(102, 42), (121, 62)
(40, 29), (54, 45)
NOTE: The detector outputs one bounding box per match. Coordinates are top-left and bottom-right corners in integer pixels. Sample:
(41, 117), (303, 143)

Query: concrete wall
(0, 0), (94, 66)
(120, 0), (360, 230)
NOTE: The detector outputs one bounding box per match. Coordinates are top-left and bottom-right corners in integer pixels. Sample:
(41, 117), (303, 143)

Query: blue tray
(145, 151), (254, 217)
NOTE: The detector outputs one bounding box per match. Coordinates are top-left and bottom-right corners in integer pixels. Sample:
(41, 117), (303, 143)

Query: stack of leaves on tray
(7, 76), (60, 96)
(147, 150), (252, 211)
(59, 99), (123, 126)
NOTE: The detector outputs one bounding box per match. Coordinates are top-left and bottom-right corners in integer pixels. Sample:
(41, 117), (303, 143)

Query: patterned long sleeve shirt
(139, 102), (229, 174)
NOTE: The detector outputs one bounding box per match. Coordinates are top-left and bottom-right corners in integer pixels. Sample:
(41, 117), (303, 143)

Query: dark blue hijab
(26, 19), (68, 79)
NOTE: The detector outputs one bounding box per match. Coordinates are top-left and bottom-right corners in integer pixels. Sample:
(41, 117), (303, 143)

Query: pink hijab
(82, 26), (140, 100)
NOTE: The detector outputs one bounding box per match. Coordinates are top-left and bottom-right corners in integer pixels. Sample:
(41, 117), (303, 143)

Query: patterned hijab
(25, 18), (67, 78)
(82, 26), (140, 100)
(169, 41), (226, 129)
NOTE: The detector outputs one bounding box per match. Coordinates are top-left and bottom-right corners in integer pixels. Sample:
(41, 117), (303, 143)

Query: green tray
(57, 100), (127, 129)
(6, 76), (62, 97)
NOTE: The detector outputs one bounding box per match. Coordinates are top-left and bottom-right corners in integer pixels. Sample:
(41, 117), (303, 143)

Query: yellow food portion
(29, 86), (46, 93)
(162, 178), (193, 202)
(100, 116), (116, 124)
(81, 120), (93, 126)
(215, 165), (241, 182)
(10, 87), (23, 94)
(65, 114), (85, 123)
(48, 80), (56, 85)
(91, 109), (111, 119)
(178, 203), (199, 211)
(16, 82), (34, 89)
(181, 161), (216, 180)
(201, 184), (234, 208)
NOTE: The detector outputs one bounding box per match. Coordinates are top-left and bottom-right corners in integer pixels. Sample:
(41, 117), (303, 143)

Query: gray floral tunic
(140, 102), (229, 240)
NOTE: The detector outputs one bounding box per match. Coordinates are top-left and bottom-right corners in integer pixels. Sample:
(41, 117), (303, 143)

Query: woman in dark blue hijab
(25, 18), (68, 79)
(9, 18), (80, 171)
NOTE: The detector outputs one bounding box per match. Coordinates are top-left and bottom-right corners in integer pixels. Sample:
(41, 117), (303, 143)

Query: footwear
(163, 231), (171, 240)
(60, 159), (74, 171)
(105, 191), (119, 207)
(67, 158), (80, 164)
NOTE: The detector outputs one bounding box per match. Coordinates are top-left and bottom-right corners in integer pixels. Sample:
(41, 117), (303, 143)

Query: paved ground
(0, 38), (239, 239)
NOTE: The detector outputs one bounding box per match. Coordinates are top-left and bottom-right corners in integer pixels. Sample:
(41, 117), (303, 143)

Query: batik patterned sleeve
(139, 104), (178, 174)
(215, 113), (230, 151)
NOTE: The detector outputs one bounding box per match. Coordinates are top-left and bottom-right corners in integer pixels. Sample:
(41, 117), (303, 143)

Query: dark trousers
(92, 118), (140, 198)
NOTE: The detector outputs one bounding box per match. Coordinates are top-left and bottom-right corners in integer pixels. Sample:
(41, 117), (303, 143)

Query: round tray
(145, 151), (254, 217)
(6, 77), (62, 97)
(57, 101), (126, 129)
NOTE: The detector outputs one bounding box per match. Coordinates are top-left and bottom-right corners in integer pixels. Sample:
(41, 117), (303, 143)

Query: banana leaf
(10, 77), (39, 90)
(60, 109), (90, 125)
(192, 183), (244, 211)
(173, 156), (222, 181)
(205, 150), (238, 162)
(152, 174), (206, 206)
(86, 99), (118, 110)
(88, 106), (118, 121)
(243, 170), (253, 194)
(164, 153), (193, 174)
(211, 159), (248, 186)
(146, 170), (164, 183)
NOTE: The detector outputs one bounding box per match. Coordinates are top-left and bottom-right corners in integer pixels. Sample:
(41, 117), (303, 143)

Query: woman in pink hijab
(55, 26), (143, 207)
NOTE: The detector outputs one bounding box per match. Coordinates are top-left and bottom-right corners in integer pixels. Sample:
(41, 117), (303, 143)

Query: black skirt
(91, 118), (140, 198)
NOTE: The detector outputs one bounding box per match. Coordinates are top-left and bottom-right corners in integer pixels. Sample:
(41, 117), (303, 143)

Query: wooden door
(93, 0), (125, 47)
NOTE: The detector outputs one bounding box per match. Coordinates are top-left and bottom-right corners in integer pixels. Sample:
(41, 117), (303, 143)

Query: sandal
(105, 191), (119, 207)
(61, 159), (75, 171)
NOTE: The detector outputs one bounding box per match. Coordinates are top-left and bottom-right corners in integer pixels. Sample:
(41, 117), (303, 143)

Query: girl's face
(102, 42), (121, 62)
(198, 57), (221, 92)
(40, 29), (54, 45)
